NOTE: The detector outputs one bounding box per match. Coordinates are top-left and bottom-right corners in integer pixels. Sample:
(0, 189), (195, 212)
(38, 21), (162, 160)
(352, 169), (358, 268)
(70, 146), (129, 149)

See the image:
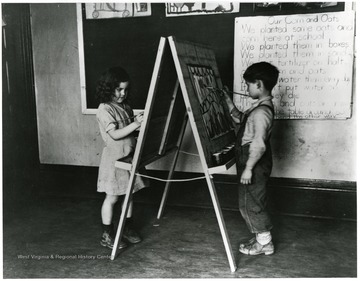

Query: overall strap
(247, 103), (274, 117)
(257, 104), (274, 143)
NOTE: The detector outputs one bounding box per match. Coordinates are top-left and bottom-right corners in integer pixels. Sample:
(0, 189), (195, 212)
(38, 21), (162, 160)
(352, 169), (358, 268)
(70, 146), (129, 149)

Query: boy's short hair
(243, 62), (279, 91)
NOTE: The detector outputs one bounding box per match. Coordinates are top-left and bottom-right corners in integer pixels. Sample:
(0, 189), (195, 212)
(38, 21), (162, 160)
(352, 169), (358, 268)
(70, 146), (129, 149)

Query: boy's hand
(221, 86), (235, 112)
(221, 86), (232, 101)
(240, 168), (252, 184)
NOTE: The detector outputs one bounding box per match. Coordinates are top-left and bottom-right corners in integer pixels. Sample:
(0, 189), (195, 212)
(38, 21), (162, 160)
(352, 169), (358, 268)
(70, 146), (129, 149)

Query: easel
(111, 36), (237, 273)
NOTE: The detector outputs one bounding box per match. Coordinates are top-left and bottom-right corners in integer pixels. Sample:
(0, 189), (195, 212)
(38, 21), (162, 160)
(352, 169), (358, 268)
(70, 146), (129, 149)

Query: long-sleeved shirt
(231, 96), (274, 169)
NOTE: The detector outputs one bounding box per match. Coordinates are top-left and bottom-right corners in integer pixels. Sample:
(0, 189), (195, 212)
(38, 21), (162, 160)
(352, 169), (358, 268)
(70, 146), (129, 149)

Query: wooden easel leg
(204, 172), (237, 272)
(110, 169), (137, 260)
(157, 115), (188, 219)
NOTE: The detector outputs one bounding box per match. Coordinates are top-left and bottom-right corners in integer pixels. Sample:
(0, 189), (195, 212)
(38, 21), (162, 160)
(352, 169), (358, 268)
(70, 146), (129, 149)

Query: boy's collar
(245, 96), (273, 114)
(254, 95), (273, 105)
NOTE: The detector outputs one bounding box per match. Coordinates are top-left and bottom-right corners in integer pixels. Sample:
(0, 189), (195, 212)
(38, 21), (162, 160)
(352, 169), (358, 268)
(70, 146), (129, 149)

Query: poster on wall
(165, 2), (240, 17)
(85, 3), (151, 19)
(234, 11), (355, 119)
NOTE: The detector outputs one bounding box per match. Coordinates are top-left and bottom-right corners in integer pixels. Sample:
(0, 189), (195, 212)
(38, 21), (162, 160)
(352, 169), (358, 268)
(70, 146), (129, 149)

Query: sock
(102, 223), (113, 234)
(125, 218), (133, 226)
(256, 231), (272, 245)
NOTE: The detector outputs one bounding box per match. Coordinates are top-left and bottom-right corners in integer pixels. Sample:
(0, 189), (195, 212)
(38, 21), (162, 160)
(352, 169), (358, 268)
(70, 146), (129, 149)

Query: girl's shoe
(239, 239), (274, 256)
(100, 231), (127, 250)
(123, 225), (142, 244)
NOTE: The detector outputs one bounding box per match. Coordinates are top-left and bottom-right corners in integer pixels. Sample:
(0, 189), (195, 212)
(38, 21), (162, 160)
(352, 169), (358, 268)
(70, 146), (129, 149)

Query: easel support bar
(157, 114), (188, 219)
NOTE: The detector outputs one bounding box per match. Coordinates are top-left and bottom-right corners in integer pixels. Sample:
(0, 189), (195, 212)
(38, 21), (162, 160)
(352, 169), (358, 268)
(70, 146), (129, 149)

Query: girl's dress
(96, 101), (148, 195)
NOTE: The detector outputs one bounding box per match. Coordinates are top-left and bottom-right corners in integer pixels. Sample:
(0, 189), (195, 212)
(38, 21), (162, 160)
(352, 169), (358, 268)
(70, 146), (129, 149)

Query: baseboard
(37, 164), (356, 221)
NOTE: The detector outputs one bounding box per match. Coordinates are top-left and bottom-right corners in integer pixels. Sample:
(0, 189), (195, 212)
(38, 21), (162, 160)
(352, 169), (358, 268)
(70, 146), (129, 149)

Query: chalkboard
(76, 2), (346, 115)
(234, 11), (355, 119)
(169, 37), (236, 167)
(76, 3), (248, 114)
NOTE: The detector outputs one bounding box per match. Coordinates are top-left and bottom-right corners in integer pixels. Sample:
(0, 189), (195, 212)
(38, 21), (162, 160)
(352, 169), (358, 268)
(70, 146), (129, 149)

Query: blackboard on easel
(112, 36), (237, 272)
(168, 38), (236, 167)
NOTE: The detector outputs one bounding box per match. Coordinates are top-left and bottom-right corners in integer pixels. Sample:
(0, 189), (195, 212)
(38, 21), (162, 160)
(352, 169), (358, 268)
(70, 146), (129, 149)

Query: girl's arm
(107, 114), (143, 140)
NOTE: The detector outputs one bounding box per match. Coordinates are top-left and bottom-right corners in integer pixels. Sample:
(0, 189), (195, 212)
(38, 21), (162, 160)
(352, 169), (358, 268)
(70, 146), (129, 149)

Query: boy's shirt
(231, 96), (274, 169)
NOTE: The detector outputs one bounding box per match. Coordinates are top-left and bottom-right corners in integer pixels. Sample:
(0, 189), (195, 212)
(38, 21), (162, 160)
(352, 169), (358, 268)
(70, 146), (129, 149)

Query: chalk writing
(234, 12), (355, 119)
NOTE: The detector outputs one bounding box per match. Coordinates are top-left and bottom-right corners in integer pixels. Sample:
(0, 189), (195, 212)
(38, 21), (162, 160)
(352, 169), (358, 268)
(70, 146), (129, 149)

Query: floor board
(3, 196), (357, 278)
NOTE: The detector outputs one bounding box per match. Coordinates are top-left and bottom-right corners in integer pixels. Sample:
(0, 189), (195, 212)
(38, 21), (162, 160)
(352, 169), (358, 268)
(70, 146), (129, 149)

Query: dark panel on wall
(81, 3), (241, 110)
(37, 165), (356, 221)
(2, 4), (39, 214)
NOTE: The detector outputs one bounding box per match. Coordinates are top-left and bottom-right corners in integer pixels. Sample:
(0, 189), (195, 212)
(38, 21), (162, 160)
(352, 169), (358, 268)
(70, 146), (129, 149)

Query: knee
(105, 195), (119, 205)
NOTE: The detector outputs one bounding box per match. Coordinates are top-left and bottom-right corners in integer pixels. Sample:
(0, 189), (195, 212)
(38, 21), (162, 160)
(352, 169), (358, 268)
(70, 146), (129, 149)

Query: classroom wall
(31, 3), (356, 182)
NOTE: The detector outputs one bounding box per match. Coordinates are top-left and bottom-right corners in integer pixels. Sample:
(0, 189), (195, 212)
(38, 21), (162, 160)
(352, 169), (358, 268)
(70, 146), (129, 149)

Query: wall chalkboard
(76, 2), (345, 114)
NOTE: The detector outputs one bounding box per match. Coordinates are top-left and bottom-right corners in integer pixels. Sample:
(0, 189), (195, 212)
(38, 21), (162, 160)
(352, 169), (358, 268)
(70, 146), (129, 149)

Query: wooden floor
(3, 195), (357, 278)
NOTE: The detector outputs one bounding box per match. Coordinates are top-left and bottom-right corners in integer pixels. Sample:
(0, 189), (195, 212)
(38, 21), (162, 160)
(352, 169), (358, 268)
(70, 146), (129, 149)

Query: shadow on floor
(3, 196), (357, 278)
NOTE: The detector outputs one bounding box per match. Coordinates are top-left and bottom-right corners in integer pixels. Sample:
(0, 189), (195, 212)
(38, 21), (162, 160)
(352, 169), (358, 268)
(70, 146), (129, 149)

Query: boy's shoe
(123, 225), (142, 244)
(100, 231), (127, 250)
(239, 239), (274, 256)
(239, 236), (256, 249)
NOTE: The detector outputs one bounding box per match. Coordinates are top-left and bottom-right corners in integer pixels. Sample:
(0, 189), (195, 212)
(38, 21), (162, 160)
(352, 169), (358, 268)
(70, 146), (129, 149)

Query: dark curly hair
(96, 67), (130, 103)
(243, 62), (279, 92)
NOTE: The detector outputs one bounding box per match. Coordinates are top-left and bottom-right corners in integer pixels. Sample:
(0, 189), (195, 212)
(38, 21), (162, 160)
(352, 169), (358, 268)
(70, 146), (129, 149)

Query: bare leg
(101, 194), (119, 224)
(122, 200), (133, 218)
(100, 194), (127, 250)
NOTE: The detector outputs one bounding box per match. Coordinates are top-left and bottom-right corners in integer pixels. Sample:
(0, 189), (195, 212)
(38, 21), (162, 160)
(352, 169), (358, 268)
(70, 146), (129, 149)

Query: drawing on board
(165, 2), (239, 17)
(85, 3), (151, 19)
(188, 65), (232, 139)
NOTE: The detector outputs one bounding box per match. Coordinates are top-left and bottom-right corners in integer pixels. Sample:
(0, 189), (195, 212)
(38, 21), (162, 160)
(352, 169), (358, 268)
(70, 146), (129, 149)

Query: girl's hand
(134, 113), (144, 127)
(240, 168), (252, 185)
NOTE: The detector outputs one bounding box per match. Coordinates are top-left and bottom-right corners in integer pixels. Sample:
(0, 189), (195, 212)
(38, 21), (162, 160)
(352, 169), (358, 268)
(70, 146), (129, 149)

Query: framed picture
(85, 3), (151, 19)
(253, 2), (344, 14)
(165, 2), (240, 17)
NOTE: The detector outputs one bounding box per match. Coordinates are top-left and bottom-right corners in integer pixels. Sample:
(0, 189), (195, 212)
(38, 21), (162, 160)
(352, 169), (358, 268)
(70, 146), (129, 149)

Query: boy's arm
(245, 108), (273, 170)
(222, 89), (243, 123)
(241, 108), (272, 184)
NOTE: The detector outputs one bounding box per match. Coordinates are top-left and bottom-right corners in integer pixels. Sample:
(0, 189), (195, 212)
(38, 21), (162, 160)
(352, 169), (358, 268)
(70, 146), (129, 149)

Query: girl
(96, 67), (148, 250)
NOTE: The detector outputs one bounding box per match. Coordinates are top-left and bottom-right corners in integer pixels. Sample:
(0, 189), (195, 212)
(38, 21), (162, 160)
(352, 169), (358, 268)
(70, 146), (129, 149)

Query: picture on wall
(253, 2), (342, 13)
(85, 3), (151, 19)
(165, 2), (240, 17)
(253, 2), (282, 12)
(187, 65), (232, 139)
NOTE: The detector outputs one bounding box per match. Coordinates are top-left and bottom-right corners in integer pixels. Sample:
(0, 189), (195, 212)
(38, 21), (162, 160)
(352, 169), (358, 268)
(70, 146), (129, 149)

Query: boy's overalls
(235, 104), (274, 234)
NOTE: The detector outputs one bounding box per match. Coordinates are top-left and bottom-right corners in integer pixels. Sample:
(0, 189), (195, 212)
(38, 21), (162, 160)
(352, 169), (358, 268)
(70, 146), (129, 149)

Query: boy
(223, 62), (279, 255)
